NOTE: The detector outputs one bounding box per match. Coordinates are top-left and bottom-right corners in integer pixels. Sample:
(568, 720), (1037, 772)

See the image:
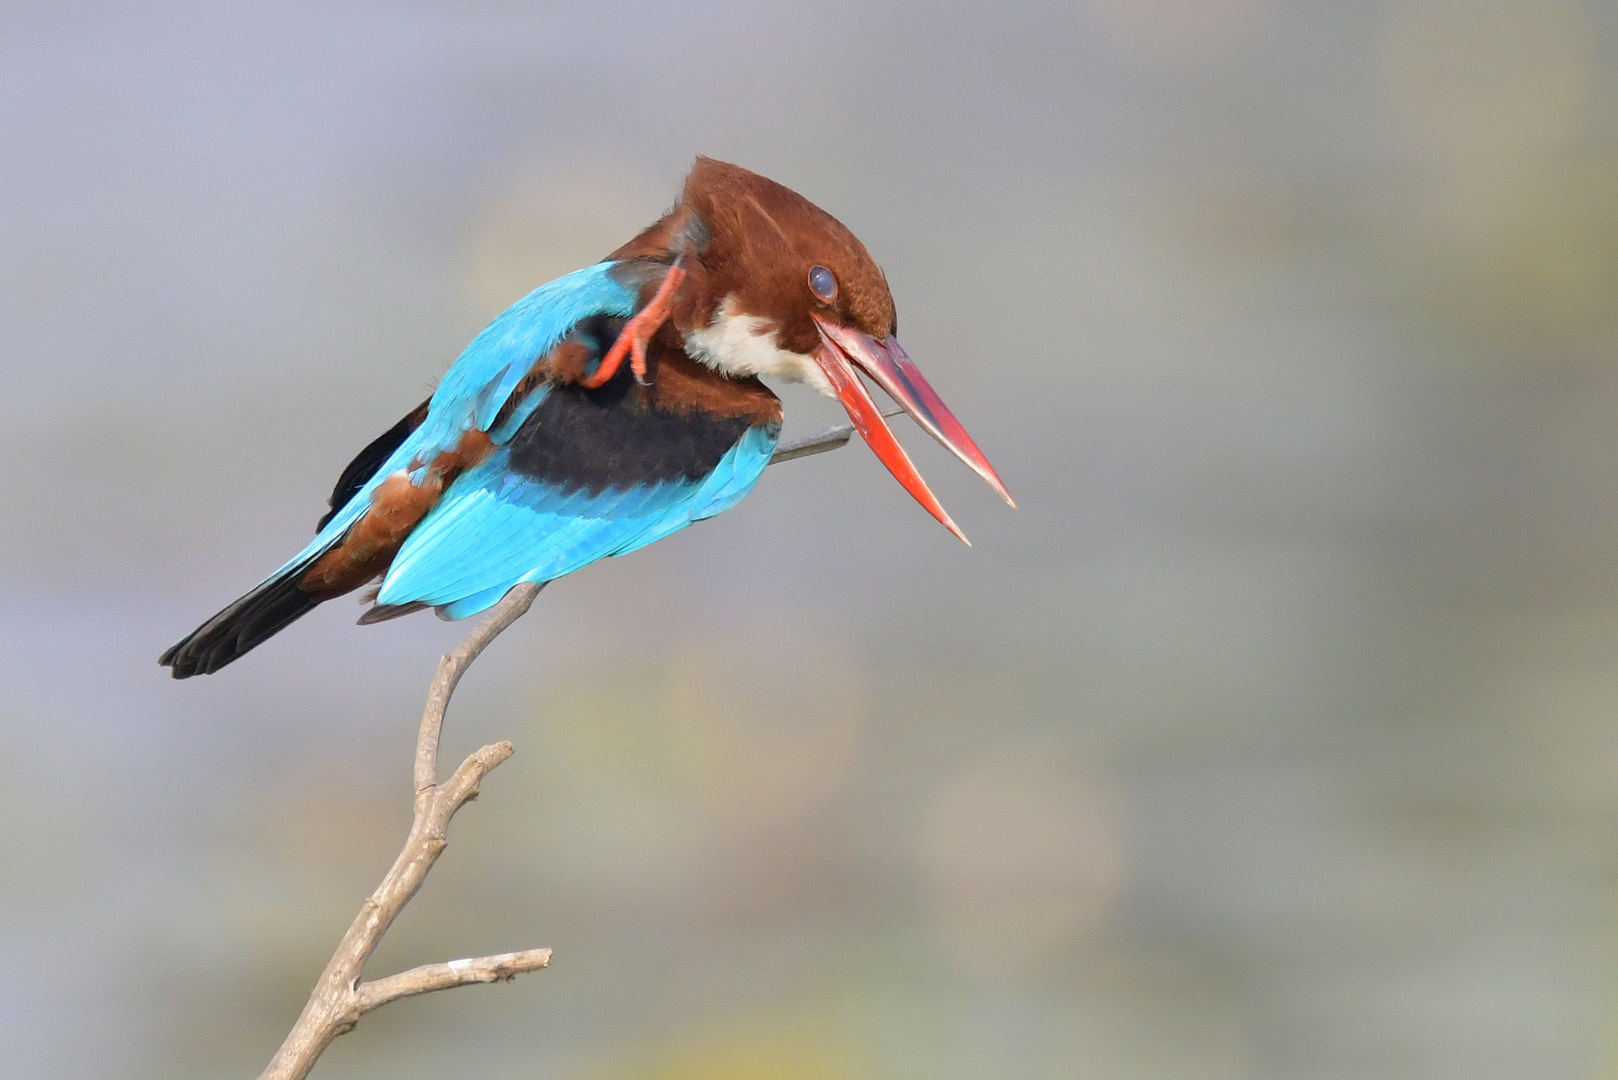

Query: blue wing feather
(432, 266), (637, 434)
(248, 260), (776, 623)
(255, 264), (637, 583)
(488, 383), (552, 444)
(375, 427), (778, 618)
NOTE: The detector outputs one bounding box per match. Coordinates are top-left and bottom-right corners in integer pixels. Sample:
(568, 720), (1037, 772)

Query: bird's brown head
(615, 157), (1013, 541)
(674, 157), (895, 353)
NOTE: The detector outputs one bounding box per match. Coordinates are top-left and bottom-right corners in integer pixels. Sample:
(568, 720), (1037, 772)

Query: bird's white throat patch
(684, 296), (834, 397)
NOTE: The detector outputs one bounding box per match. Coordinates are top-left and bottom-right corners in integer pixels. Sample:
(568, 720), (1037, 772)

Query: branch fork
(255, 430), (858, 1079)
(259, 582), (548, 1080)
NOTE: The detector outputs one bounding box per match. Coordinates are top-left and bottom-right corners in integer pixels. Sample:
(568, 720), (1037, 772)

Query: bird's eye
(807, 265), (838, 302)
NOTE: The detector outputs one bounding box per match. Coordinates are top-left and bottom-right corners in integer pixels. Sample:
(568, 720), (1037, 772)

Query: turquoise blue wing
(414, 264), (638, 447)
(258, 263), (639, 582)
(376, 424), (779, 619)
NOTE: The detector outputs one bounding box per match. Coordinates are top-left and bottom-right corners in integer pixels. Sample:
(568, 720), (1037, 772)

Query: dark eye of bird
(807, 265), (838, 302)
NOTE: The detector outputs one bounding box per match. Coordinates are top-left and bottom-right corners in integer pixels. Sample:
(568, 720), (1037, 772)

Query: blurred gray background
(4, 1), (1618, 1077)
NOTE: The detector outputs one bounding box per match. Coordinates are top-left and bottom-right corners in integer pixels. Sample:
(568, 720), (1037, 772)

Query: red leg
(581, 262), (688, 388)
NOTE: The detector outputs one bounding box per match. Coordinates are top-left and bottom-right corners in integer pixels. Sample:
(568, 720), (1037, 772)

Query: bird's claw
(582, 261), (687, 389)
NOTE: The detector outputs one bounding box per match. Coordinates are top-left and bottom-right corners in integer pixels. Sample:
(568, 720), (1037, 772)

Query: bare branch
(416, 581), (543, 793)
(259, 582), (549, 1080)
(441, 740), (514, 806)
(354, 949), (553, 1013)
(255, 423), (866, 1078)
(769, 422), (854, 463)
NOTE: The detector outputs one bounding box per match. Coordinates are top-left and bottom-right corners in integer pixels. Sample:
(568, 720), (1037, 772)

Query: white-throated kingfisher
(161, 159), (1013, 678)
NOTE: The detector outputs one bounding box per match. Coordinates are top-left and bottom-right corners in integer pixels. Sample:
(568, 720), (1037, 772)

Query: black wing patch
(507, 376), (760, 495)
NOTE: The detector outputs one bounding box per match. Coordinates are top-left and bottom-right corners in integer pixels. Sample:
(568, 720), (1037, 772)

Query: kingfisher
(160, 159), (1013, 678)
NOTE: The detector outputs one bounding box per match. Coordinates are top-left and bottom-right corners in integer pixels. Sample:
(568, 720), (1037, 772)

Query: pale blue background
(4, 2), (1618, 1077)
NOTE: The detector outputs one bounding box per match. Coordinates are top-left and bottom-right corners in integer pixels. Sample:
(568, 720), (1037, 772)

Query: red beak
(812, 315), (1015, 544)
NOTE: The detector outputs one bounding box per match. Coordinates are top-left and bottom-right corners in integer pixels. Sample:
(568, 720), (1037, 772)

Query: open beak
(812, 315), (1014, 545)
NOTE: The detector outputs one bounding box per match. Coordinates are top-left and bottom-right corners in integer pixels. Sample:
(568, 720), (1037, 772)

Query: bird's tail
(159, 560), (328, 679)
(162, 398), (438, 679)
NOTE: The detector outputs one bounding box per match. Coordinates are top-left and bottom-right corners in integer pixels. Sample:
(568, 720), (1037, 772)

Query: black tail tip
(159, 643), (227, 679)
(356, 600), (428, 625)
(156, 642), (196, 678)
(160, 573), (326, 679)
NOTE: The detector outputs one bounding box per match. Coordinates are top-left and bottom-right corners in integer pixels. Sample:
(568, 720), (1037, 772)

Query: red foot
(581, 262), (687, 388)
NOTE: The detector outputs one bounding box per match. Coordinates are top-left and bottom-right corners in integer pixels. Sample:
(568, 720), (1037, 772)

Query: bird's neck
(682, 296), (833, 397)
(643, 338), (782, 427)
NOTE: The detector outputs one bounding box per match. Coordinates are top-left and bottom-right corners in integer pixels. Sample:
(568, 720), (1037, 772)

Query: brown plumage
(299, 428), (494, 599)
(613, 157), (897, 354)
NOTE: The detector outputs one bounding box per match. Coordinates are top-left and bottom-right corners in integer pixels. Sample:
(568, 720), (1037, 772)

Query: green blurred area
(2, 1), (1618, 1077)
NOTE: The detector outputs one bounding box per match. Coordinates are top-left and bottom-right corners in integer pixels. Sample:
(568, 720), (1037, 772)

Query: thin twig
(259, 581), (546, 1080)
(354, 948), (554, 1012)
(769, 422), (854, 463)
(415, 582), (542, 793)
